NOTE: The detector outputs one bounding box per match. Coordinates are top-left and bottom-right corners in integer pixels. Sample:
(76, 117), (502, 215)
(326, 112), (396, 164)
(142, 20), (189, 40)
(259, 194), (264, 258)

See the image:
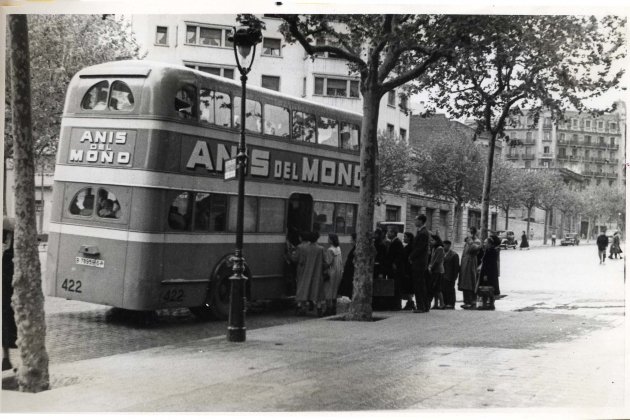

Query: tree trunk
(504, 205), (510, 230)
(39, 161), (44, 235)
(526, 207), (532, 237)
(452, 203), (463, 242)
(543, 209), (549, 245)
(586, 216), (593, 241)
(347, 89), (381, 321)
(479, 133), (498, 241)
(9, 14), (50, 393)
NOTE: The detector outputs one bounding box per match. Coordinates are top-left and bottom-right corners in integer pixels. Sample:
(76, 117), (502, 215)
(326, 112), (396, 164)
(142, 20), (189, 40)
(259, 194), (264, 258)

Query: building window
(544, 146), (550, 153)
(571, 118), (578, 129)
(314, 37), (344, 59)
(524, 161), (531, 168)
(572, 147), (577, 157)
(385, 205), (401, 222)
(399, 128), (407, 141)
(526, 132), (532, 141)
(597, 120), (604, 131)
(610, 137), (615, 147)
(314, 76), (360, 99)
(261, 75), (280, 91)
(186, 63), (235, 79)
(585, 120), (591, 130)
(399, 95), (408, 111)
(386, 124), (395, 138)
(572, 134), (578, 142)
(302, 77), (307, 97)
(387, 90), (396, 107)
(543, 131), (550, 141)
(155, 26), (168, 45)
(185, 24), (232, 48)
(609, 122), (617, 132)
(559, 147), (566, 157)
(599, 136), (605, 145)
(585, 150), (590, 159)
(584, 135), (591, 144)
(262, 37), (282, 57)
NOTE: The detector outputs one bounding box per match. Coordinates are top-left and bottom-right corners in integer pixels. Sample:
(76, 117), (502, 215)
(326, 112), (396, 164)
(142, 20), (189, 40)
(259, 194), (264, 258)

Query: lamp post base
(227, 326), (246, 342)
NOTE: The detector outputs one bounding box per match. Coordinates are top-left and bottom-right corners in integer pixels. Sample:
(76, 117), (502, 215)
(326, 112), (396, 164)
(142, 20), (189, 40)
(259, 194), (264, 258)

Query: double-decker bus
(45, 60), (362, 319)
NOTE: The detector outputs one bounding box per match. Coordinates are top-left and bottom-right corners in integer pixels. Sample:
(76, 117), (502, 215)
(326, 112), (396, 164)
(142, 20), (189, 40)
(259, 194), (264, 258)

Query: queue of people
(287, 214), (503, 317)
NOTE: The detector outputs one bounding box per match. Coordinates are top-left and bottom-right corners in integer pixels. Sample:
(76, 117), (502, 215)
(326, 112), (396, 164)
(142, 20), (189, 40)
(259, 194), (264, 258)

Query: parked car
(494, 230), (518, 249)
(561, 233), (580, 246)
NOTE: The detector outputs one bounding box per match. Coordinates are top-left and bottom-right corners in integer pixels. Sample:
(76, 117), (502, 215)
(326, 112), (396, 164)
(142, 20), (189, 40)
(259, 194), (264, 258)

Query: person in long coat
(459, 226), (482, 310)
(385, 227), (405, 308)
(401, 232), (415, 310)
(324, 233), (343, 315)
(3, 218), (17, 371)
(520, 230), (529, 250)
(338, 233), (356, 299)
(428, 234), (445, 309)
(292, 231), (326, 316)
(409, 214), (430, 313)
(477, 237), (499, 310)
(442, 240), (459, 309)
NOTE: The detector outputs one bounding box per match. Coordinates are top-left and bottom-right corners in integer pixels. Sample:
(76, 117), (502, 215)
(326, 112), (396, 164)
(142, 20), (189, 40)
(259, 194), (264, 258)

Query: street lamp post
(226, 21), (262, 342)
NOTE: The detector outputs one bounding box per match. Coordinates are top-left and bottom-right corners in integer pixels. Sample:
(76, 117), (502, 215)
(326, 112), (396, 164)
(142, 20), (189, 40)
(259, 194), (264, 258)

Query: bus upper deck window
(292, 111), (316, 143)
(340, 123), (360, 151)
(96, 189), (121, 219)
(109, 81), (134, 111)
(81, 81), (109, 110)
(200, 88), (231, 127)
(69, 187), (95, 216)
(234, 97), (262, 133)
(318, 117), (339, 147)
(175, 86), (197, 120)
(264, 104), (290, 137)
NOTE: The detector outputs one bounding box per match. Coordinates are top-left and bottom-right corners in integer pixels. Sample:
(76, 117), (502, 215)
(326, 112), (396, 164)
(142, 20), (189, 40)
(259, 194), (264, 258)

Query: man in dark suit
(409, 214), (430, 313)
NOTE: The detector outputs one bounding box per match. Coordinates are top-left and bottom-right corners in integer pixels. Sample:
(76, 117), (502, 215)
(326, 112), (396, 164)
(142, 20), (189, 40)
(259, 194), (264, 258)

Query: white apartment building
(130, 15), (410, 138)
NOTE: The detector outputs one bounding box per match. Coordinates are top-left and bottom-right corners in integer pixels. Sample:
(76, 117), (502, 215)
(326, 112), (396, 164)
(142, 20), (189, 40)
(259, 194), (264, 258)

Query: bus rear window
(81, 81), (109, 110)
(81, 80), (135, 111)
(109, 81), (134, 111)
(69, 187), (96, 216)
(96, 189), (121, 219)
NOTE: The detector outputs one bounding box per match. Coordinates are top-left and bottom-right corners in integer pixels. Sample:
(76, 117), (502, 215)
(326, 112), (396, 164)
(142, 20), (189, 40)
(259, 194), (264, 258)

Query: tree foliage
(490, 158), (523, 229)
(377, 132), (413, 194)
(417, 15), (626, 239)
(4, 15), (141, 163)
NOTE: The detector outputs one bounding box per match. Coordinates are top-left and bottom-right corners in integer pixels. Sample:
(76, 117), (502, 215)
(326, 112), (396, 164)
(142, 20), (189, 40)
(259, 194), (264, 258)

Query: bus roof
(76, 60), (364, 120)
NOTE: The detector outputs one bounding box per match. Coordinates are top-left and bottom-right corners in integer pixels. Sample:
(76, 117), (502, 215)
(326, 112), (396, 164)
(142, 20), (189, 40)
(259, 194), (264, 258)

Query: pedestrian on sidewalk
(385, 227), (405, 310)
(292, 231), (326, 316)
(551, 232), (557, 246)
(409, 214), (430, 313)
(489, 233), (501, 298)
(442, 240), (459, 309)
(428, 234), (445, 310)
(323, 233), (343, 316)
(401, 232), (416, 310)
(477, 237), (499, 310)
(609, 232), (623, 259)
(520, 230), (529, 250)
(338, 233), (356, 299)
(459, 227), (482, 310)
(596, 231), (609, 265)
(2, 218), (17, 372)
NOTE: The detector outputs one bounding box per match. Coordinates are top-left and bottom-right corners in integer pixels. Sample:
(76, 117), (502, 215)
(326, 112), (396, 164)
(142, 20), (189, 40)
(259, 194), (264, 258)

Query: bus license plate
(75, 256), (105, 268)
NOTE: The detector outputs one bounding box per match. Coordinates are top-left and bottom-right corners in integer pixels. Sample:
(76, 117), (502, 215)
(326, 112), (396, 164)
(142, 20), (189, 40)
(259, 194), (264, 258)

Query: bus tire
(208, 254), (252, 321)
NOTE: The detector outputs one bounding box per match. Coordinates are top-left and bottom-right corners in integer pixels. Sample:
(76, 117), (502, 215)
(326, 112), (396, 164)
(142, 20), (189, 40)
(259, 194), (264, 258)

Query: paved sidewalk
(1, 306), (625, 413)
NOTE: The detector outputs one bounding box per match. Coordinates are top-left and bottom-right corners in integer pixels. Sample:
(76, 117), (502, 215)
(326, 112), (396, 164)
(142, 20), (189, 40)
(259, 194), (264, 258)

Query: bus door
(287, 193), (313, 245)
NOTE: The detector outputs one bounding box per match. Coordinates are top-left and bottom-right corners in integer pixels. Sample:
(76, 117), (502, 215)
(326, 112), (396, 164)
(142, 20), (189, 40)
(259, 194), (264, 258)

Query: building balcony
(506, 153), (519, 160)
(521, 153), (535, 160)
(540, 152), (554, 159)
(557, 155), (569, 160)
(606, 172), (618, 179)
(521, 140), (536, 146)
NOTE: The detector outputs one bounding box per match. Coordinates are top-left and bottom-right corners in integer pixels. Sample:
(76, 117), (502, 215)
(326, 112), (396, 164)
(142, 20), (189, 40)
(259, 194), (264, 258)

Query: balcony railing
(521, 139), (536, 146)
(521, 153), (535, 160)
(506, 154), (519, 160)
(540, 152), (554, 159)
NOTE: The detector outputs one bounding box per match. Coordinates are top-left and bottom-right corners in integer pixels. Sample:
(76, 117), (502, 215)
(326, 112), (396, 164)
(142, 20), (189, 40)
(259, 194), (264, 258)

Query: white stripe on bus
(53, 165), (360, 203)
(48, 222), (355, 243)
(60, 117), (360, 161)
(48, 222), (286, 244)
